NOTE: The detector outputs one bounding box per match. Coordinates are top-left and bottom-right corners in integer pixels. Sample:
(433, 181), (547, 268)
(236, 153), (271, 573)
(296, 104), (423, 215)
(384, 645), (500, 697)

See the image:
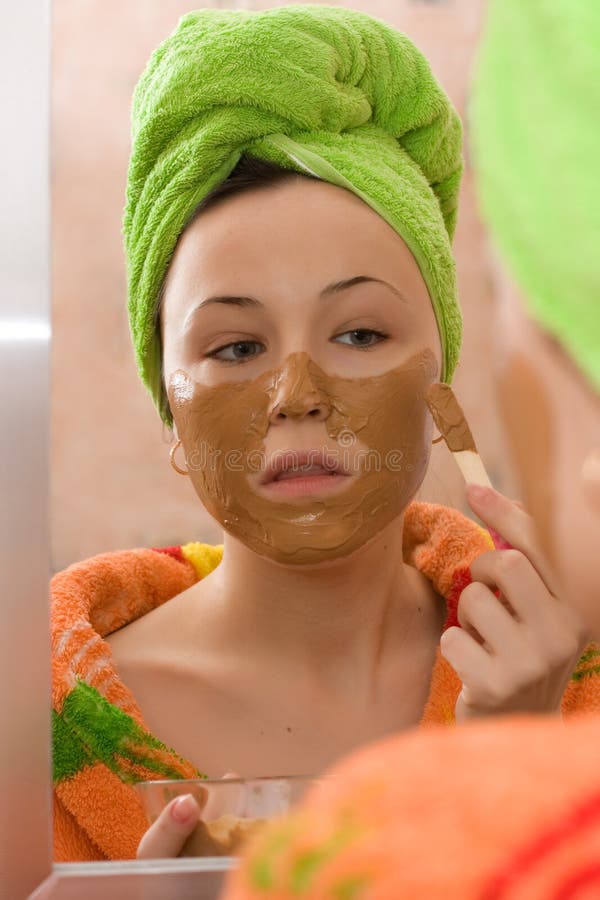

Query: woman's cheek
(165, 349), (437, 565)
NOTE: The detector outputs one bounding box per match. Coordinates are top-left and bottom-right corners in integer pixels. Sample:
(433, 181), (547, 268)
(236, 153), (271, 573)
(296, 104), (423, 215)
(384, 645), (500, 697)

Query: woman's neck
(198, 515), (439, 696)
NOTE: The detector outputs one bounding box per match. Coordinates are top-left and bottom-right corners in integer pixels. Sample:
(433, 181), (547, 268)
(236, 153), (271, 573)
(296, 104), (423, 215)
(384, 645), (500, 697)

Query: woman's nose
(268, 356), (330, 424)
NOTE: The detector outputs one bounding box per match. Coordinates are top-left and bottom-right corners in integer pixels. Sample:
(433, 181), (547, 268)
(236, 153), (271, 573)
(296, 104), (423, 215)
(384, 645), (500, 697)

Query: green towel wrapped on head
(122, 4), (463, 427)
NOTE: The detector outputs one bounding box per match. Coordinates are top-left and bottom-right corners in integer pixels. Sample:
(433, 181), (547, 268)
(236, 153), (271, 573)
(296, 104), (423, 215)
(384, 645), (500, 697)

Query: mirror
(4, 1), (517, 897)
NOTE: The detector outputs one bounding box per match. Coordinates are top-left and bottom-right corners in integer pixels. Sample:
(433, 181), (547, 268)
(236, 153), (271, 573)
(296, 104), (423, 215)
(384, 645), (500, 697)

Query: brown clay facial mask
(168, 349), (437, 565)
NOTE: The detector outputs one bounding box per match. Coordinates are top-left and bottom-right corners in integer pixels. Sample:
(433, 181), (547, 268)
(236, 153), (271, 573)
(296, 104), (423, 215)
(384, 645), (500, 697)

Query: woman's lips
(258, 448), (351, 494)
(257, 470), (353, 498)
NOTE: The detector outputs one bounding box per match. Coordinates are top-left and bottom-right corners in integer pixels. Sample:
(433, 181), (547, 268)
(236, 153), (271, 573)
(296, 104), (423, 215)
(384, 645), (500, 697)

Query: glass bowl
(135, 774), (321, 857)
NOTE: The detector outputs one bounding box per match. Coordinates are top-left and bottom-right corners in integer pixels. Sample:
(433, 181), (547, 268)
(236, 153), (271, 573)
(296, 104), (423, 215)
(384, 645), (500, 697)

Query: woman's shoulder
(51, 540), (210, 816)
(50, 540), (223, 713)
(50, 541), (223, 634)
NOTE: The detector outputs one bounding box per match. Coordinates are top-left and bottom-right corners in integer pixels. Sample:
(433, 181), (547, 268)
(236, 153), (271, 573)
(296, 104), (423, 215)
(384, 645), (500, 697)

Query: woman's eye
(207, 340), (264, 362)
(333, 328), (388, 349)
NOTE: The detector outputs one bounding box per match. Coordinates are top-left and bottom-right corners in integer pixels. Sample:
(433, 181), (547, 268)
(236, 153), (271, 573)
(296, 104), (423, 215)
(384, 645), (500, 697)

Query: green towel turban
(471, 0), (600, 391)
(123, 4), (463, 427)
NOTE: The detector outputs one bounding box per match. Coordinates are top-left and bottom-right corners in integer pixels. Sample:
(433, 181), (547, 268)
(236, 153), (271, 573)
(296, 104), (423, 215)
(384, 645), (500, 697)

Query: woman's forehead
(166, 180), (420, 288)
(164, 221), (430, 319)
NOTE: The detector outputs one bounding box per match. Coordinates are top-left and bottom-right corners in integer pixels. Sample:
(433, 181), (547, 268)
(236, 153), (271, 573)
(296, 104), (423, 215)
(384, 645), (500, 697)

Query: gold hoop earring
(169, 439), (189, 476)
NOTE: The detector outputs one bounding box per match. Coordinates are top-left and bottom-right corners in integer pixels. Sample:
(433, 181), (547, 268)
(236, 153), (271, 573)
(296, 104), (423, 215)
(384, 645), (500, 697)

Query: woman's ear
(581, 447), (600, 511)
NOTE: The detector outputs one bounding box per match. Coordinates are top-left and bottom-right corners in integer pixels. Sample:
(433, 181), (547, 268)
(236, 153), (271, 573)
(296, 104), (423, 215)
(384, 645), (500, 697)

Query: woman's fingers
(136, 794), (200, 860)
(456, 580), (522, 655)
(441, 486), (590, 722)
(469, 549), (549, 627)
(468, 549), (587, 655)
(466, 484), (559, 595)
(440, 626), (494, 699)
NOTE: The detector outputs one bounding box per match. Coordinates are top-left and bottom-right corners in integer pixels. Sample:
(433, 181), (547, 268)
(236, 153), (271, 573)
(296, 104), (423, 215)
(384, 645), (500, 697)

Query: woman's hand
(136, 772), (239, 859)
(440, 484), (589, 723)
(137, 794), (201, 859)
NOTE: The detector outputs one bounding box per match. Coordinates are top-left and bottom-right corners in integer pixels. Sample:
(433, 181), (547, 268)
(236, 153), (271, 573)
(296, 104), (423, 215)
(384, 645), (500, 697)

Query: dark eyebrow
(322, 276), (408, 303)
(183, 275), (408, 328)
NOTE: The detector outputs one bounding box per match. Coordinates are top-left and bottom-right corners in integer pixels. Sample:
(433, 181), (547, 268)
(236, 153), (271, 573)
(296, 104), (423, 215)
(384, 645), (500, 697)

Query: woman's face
(160, 177), (442, 565)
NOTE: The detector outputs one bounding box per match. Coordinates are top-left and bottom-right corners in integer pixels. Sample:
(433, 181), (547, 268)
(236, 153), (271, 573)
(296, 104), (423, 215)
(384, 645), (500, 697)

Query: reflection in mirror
(43, 0), (527, 893)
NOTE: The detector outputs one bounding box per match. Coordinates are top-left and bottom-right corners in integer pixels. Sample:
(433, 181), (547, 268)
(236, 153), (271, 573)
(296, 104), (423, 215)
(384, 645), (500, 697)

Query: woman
(221, 2), (600, 896)
(51, 5), (593, 863)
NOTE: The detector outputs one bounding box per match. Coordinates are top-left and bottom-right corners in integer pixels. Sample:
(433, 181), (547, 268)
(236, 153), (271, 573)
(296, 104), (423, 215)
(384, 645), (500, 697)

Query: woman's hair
(156, 153), (318, 422)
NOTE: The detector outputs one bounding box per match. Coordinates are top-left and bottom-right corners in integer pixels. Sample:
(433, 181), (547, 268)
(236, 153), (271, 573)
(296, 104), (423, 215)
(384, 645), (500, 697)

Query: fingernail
(171, 794), (197, 824)
(488, 527), (511, 550)
(467, 484), (492, 504)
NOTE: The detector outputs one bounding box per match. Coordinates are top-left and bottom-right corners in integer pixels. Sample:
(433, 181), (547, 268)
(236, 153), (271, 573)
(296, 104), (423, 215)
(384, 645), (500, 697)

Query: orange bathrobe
(223, 711), (600, 900)
(51, 502), (599, 863)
